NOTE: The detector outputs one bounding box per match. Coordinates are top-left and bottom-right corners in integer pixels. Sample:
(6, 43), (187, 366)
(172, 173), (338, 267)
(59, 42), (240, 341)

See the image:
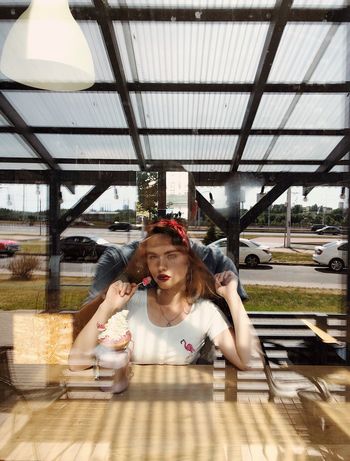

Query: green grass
(271, 251), (313, 264)
(244, 285), (344, 313)
(0, 274), (344, 313)
(0, 275), (90, 310)
(19, 241), (46, 254)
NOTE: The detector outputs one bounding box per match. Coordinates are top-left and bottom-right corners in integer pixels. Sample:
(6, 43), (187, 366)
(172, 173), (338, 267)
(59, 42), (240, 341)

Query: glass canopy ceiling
(0, 1), (348, 182)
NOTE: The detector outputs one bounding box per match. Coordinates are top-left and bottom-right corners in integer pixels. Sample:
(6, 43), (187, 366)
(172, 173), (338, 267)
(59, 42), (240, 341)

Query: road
(239, 264), (345, 289)
(55, 261), (345, 289)
(0, 256), (343, 289)
(0, 225), (346, 289)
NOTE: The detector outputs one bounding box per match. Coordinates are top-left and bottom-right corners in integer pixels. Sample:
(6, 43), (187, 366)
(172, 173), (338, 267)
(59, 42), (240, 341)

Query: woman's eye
(167, 254), (177, 260)
(147, 255), (157, 261)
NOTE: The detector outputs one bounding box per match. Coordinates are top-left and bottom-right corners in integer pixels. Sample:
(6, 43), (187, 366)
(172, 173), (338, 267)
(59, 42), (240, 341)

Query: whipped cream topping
(98, 310), (129, 341)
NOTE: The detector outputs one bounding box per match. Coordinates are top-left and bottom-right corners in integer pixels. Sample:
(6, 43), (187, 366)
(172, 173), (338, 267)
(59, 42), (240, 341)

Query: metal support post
(46, 176), (61, 311)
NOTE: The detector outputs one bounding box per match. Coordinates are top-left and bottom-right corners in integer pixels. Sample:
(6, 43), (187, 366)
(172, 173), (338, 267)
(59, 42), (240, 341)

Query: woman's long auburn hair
(124, 219), (217, 303)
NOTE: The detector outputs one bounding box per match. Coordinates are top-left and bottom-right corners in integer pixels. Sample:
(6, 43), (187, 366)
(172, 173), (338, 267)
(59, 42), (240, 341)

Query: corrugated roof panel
(79, 22), (114, 82)
(145, 135), (238, 160)
(36, 135), (137, 160)
(3, 92), (127, 128)
(330, 165), (348, 172)
(253, 94), (296, 128)
(311, 25), (347, 83)
(241, 136), (274, 160)
(237, 164), (260, 172)
(131, 92), (249, 128)
(330, 153), (349, 172)
(269, 136), (342, 161)
(0, 162), (47, 170)
(115, 22), (269, 83)
(0, 21), (114, 82)
(0, 22), (15, 81)
(59, 164), (140, 171)
(268, 23), (332, 83)
(0, 134), (36, 157)
(110, 1), (276, 6)
(260, 164), (318, 172)
(0, 113), (10, 126)
(293, 0), (345, 7)
(186, 164), (230, 172)
(285, 94), (347, 129)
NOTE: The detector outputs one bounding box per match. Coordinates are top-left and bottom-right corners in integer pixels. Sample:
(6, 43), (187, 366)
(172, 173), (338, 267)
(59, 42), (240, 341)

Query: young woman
(69, 219), (254, 376)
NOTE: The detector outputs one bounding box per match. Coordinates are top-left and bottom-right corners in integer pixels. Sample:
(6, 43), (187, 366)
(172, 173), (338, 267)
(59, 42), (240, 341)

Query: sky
(0, 183), (348, 214)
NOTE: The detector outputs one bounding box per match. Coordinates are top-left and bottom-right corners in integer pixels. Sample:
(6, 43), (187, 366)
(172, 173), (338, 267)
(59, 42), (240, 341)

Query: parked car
(0, 239), (20, 256)
(108, 221), (132, 232)
(209, 238), (272, 267)
(313, 240), (348, 272)
(315, 226), (341, 235)
(310, 224), (324, 232)
(60, 235), (116, 262)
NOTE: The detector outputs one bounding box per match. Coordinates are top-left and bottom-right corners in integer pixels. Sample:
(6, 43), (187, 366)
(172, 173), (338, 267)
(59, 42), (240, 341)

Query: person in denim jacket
(87, 238), (247, 303)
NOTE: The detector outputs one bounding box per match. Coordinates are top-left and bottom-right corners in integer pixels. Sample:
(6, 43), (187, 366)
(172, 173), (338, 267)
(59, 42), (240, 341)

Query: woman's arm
(68, 281), (137, 371)
(213, 271), (254, 370)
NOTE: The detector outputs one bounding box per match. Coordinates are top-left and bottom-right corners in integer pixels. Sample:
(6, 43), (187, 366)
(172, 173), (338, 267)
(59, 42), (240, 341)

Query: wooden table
(286, 364), (350, 386)
(1, 364), (350, 461)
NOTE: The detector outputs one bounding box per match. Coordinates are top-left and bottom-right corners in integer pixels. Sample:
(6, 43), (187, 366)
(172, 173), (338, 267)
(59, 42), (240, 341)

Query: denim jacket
(88, 239), (248, 302)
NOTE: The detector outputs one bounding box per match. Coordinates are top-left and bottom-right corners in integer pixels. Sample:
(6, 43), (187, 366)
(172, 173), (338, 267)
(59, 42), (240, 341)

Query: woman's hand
(100, 280), (138, 314)
(214, 271), (239, 299)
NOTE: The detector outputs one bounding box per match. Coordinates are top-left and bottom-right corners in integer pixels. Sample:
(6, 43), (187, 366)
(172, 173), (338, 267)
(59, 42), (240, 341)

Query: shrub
(202, 222), (225, 245)
(8, 255), (41, 280)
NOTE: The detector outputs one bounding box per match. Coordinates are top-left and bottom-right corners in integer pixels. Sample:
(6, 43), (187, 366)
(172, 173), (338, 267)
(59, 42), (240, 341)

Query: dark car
(315, 226), (341, 235)
(60, 236), (115, 262)
(108, 221), (132, 232)
(310, 224), (324, 232)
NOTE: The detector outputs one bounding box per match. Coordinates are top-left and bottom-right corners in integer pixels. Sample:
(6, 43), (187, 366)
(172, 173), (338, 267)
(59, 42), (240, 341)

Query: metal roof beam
(0, 93), (75, 193)
(0, 126), (347, 136)
(230, 0), (293, 172)
(300, 136), (350, 198)
(57, 182), (113, 234)
(196, 190), (228, 234)
(3, 158), (348, 167)
(93, 0), (146, 170)
(317, 136), (350, 173)
(0, 6), (349, 22)
(192, 172), (349, 187)
(0, 81), (349, 93)
(0, 170), (347, 186)
(129, 82), (350, 93)
(240, 180), (292, 231)
(0, 93), (60, 171)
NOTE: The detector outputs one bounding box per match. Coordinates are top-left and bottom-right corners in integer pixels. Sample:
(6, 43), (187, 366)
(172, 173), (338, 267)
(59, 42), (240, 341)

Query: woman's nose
(158, 256), (167, 270)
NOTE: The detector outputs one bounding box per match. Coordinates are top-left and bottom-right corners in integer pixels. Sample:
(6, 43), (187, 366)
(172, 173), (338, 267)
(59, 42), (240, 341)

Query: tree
(136, 172), (158, 220)
(202, 222), (223, 245)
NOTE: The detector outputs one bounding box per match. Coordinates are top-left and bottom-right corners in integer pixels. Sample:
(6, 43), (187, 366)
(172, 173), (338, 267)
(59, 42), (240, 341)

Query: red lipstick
(157, 274), (170, 281)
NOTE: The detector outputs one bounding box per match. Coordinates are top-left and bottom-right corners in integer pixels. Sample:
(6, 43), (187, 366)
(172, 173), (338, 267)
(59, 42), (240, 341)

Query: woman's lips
(157, 274), (170, 281)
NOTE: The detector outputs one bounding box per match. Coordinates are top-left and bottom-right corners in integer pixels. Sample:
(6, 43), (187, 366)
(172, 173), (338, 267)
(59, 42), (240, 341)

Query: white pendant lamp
(0, 0), (95, 91)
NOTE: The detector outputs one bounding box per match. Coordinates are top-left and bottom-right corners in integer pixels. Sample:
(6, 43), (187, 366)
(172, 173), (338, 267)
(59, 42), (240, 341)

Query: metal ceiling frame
(0, 2), (348, 315)
(0, 5), (349, 23)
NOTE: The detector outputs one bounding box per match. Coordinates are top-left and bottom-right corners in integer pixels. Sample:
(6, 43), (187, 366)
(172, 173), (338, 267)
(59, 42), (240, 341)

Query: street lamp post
(197, 190), (214, 227)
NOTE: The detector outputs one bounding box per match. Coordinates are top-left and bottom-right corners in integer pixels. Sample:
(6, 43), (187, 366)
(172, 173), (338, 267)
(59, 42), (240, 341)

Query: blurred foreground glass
(0, 0), (95, 91)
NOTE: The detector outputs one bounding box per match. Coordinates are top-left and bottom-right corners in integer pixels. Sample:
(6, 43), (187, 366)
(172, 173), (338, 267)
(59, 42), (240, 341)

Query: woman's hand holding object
(102, 281), (138, 314)
(214, 271), (239, 299)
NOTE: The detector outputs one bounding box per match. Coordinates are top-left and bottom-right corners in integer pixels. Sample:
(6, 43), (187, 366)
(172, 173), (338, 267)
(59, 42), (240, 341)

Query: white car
(313, 240), (348, 272)
(209, 238), (272, 267)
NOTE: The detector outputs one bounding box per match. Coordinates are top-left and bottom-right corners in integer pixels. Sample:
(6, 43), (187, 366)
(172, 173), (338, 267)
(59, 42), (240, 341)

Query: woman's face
(145, 234), (189, 291)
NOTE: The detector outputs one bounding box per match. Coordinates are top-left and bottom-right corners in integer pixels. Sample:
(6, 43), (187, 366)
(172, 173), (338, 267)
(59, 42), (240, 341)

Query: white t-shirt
(126, 291), (231, 365)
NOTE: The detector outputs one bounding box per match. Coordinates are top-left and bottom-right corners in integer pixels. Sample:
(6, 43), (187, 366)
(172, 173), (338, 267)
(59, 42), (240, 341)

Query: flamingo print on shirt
(180, 339), (195, 353)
